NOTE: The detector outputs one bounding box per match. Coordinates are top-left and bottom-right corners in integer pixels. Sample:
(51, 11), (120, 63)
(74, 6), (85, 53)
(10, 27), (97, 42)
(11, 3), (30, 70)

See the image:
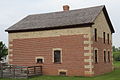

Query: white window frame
(35, 57), (44, 63)
(58, 69), (67, 76)
(52, 48), (62, 63)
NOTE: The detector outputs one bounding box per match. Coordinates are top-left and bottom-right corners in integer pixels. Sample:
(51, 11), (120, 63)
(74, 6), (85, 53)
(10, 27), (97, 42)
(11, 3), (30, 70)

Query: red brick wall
(9, 34), (89, 76)
(92, 37), (113, 76)
(9, 33), (113, 76)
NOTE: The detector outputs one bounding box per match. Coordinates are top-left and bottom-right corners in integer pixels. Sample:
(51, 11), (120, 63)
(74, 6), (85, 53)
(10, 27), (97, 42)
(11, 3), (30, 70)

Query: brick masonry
(91, 11), (113, 76)
(9, 34), (90, 76)
(92, 37), (112, 76)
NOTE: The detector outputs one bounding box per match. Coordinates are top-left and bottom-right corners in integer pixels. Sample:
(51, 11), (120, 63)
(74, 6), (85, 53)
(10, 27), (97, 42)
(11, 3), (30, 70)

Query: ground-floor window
(54, 50), (61, 63)
(36, 57), (44, 63)
(104, 51), (106, 63)
(94, 50), (98, 64)
(108, 51), (110, 62)
(58, 69), (67, 76)
(53, 48), (62, 63)
(59, 71), (67, 76)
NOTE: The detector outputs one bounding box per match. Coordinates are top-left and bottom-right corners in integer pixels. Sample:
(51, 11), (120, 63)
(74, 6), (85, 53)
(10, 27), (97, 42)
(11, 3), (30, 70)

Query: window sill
(54, 62), (61, 64)
(36, 63), (43, 64)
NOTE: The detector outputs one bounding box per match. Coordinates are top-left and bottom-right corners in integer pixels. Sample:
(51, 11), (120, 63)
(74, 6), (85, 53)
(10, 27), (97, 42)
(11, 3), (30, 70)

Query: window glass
(37, 58), (43, 63)
(54, 50), (61, 63)
(103, 32), (105, 43)
(108, 51), (110, 62)
(107, 34), (109, 44)
(94, 50), (98, 64)
(104, 51), (106, 63)
(95, 28), (97, 41)
(59, 72), (66, 76)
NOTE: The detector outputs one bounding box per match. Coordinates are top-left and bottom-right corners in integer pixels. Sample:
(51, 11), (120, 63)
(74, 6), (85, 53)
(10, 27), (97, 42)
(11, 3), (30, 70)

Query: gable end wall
(92, 11), (113, 76)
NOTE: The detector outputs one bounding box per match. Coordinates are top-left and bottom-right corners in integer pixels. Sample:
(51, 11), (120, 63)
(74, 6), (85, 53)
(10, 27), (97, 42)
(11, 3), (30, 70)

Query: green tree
(0, 41), (8, 61)
(112, 46), (116, 52)
(118, 47), (120, 52)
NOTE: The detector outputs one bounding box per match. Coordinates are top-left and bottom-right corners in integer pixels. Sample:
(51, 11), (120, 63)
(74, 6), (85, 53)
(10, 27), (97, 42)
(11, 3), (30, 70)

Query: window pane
(107, 34), (109, 44)
(104, 51), (106, 63)
(59, 72), (66, 76)
(108, 51), (110, 62)
(54, 50), (61, 63)
(95, 50), (98, 64)
(103, 32), (105, 43)
(37, 58), (43, 63)
(95, 28), (97, 41)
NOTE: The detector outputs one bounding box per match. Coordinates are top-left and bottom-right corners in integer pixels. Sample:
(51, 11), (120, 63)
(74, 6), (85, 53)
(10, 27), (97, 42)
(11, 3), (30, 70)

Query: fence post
(34, 66), (36, 75)
(26, 67), (29, 78)
(9, 65), (11, 74)
(13, 66), (15, 78)
(0, 64), (3, 78)
(40, 66), (42, 75)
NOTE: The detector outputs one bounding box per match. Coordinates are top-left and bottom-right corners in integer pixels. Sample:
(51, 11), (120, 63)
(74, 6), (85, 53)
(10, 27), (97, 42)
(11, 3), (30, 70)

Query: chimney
(63, 5), (70, 11)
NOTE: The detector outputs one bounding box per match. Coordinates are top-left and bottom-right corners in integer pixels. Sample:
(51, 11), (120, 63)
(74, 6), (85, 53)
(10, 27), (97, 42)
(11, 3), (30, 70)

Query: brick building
(6, 5), (115, 76)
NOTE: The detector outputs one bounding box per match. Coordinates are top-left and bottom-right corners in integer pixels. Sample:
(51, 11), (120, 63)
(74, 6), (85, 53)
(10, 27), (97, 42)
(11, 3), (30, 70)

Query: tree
(0, 41), (8, 61)
(112, 46), (116, 52)
(118, 47), (120, 52)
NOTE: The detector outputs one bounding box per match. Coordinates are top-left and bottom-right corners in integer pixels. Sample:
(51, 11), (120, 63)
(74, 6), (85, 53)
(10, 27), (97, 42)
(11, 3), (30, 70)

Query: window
(36, 57), (44, 63)
(54, 50), (61, 63)
(108, 51), (110, 62)
(104, 51), (106, 63)
(107, 34), (109, 44)
(103, 32), (105, 43)
(94, 50), (98, 64)
(94, 28), (97, 41)
(59, 71), (66, 76)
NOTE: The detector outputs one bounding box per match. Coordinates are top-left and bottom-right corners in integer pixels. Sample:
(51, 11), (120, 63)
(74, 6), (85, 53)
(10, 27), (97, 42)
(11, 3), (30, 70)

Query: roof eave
(5, 23), (94, 33)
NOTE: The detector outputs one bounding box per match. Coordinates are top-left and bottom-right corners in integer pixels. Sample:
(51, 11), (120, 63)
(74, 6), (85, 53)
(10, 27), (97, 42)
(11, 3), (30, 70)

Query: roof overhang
(6, 23), (94, 33)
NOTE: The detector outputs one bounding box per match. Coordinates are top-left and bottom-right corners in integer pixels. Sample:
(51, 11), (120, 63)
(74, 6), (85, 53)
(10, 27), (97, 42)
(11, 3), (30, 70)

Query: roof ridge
(29, 5), (105, 16)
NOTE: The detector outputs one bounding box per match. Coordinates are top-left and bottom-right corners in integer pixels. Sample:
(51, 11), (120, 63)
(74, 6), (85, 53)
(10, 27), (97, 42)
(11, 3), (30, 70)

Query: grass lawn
(0, 57), (120, 80)
(0, 69), (120, 80)
(0, 67), (120, 80)
(114, 61), (120, 68)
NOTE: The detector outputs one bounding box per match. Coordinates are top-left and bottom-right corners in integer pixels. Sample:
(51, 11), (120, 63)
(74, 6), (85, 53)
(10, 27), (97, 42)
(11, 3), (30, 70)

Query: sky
(0, 0), (119, 47)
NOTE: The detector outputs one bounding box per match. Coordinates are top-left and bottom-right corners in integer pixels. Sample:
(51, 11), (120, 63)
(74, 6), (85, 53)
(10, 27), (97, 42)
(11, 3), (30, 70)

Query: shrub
(113, 52), (120, 61)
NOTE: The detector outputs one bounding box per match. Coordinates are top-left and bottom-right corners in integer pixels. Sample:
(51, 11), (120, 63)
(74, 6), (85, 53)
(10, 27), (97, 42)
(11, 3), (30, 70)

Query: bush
(113, 52), (120, 61)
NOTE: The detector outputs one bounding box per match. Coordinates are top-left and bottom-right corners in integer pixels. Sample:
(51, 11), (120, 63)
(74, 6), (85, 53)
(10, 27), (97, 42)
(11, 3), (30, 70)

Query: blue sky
(0, 0), (119, 47)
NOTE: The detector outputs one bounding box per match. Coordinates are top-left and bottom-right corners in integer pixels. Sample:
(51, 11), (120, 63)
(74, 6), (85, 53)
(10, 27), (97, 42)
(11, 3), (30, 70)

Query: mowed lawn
(0, 61), (120, 80)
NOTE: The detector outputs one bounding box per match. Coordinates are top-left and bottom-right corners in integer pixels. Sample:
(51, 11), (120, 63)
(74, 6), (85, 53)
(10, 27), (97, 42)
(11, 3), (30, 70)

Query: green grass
(0, 67), (120, 80)
(114, 61), (120, 68)
(0, 69), (120, 80)
(113, 51), (120, 67)
(113, 52), (120, 54)
(0, 54), (120, 80)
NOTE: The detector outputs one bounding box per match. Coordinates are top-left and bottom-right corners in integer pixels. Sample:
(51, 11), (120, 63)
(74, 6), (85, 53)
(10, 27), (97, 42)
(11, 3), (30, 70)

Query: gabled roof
(5, 5), (115, 33)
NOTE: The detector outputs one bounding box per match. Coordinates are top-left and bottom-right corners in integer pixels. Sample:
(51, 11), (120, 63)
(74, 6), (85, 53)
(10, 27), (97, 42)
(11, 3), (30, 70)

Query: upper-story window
(107, 33), (109, 44)
(94, 28), (97, 41)
(54, 50), (61, 63)
(103, 32), (105, 44)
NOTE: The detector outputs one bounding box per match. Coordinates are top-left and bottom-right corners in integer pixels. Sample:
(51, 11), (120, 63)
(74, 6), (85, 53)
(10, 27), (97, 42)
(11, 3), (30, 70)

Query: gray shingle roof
(5, 5), (114, 33)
